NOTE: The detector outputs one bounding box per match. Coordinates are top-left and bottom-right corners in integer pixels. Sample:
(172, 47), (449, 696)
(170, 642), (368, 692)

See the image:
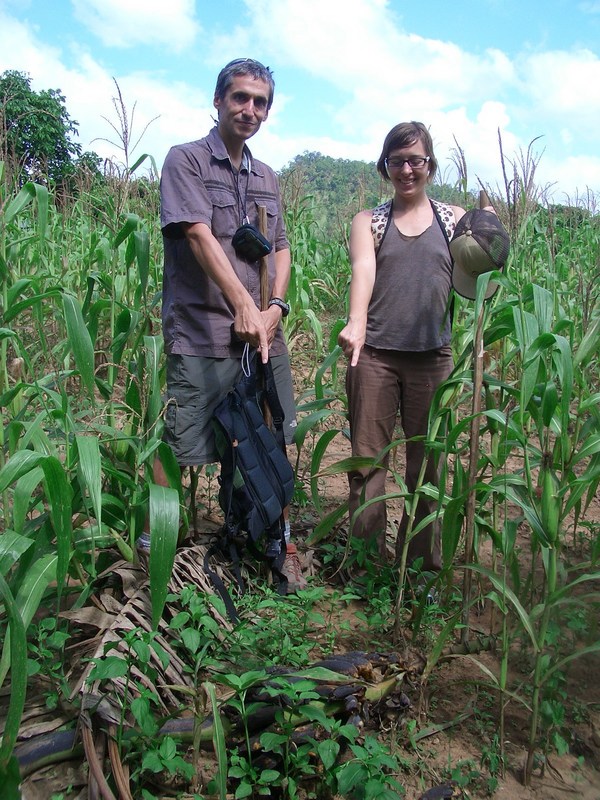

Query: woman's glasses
(385, 156), (431, 170)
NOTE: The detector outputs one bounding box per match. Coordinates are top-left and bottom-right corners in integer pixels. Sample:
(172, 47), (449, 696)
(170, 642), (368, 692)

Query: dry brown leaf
(59, 606), (115, 630)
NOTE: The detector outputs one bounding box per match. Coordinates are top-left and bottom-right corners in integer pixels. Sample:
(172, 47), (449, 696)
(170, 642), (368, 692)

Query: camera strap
(232, 157), (251, 225)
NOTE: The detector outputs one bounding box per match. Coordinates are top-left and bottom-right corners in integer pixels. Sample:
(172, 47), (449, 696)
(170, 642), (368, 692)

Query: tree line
(1, 69), (589, 242)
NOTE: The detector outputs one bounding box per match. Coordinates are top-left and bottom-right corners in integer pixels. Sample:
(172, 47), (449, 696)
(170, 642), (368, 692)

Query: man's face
(214, 74), (270, 144)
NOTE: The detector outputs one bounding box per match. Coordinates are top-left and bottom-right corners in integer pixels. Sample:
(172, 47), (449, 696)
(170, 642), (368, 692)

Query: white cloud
(71, 0), (201, 51)
(538, 155), (600, 204)
(242, 0), (515, 106)
(0, 10), (63, 77)
(0, 9), (211, 171)
(214, 0), (521, 190)
(228, 0), (598, 199)
(1, 0), (599, 200)
(522, 48), (600, 122)
(560, 128), (574, 146)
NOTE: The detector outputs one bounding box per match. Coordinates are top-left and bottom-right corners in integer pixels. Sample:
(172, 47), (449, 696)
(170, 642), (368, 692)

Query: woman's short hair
(376, 121), (438, 183)
(214, 58), (275, 111)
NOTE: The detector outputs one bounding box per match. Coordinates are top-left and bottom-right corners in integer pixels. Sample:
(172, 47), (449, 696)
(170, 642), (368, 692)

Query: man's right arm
(161, 145), (270, 358)
(182, 222), (269, 355)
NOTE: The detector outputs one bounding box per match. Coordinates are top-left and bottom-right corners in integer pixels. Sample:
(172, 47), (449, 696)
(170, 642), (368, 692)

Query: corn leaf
(310, 429), (341, 514)
(76, 435), (102, 575)
(0, 554), (57, 689)
(306, 499), (349, 546)
(13, 467), (44, 534)
(113, 213), (139, 248)
(76, 435), (102, 524)
(2, 181), (36, 224)
(514, 308), (540, 411)
(574, 316), (600, 367)
(149, 483), (179, 629)
(0, 575), (27, 771)
(314, 344), (342, 400)
(143, 334), (164, 427)
(134, 229), (150, 295)
(2, 289), (61, 324)
(112, 307), (142, 366)
(0, 531), (34, 577)
(293, 409), (337, 452)
(464, 563), (539, 650)
(0, 451), (45, 493)
(40, 456), (73, 592)
(62, 292), (96, 400)
(203, 681), (228, 800)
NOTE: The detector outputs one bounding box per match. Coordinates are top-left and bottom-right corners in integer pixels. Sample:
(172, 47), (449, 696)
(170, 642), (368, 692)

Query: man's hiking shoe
(282, 543), (308, 593)
(420, 584), (440, 606)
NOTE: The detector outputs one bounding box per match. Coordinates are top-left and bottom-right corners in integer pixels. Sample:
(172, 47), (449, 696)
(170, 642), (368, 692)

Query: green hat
(450, 209), (510, 300)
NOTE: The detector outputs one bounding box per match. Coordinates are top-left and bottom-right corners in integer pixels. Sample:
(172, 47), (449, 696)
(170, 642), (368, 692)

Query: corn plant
(283, 195), (350, 364)
(424, 203), (600, 782)
(0, 166), (181, 774)
(306, 190), (600, 786)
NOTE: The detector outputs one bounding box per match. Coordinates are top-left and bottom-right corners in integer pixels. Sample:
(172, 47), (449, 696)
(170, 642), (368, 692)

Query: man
(156, 58), (306, 591)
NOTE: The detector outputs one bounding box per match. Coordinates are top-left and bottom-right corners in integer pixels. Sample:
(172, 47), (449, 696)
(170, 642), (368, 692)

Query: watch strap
(268, 297), (290, 317)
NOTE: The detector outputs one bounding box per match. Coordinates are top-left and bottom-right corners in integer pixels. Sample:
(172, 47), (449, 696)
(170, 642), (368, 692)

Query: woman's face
(386, 138), (431, 199)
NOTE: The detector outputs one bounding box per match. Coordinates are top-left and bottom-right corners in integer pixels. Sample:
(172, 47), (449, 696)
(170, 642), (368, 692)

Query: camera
(231, 223), (272, 262)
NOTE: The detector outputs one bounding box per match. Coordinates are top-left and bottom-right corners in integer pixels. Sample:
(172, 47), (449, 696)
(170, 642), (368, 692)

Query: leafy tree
(0, 70), (84, 186)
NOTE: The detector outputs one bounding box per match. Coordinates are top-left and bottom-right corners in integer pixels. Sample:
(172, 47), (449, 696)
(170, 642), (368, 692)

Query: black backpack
(207, 348), (295, 619)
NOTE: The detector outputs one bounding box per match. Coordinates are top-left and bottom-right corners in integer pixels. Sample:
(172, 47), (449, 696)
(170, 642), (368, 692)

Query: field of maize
(0, 159), (599, 799)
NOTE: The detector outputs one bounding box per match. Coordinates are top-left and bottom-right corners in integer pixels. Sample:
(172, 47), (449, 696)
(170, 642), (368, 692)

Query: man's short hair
(214, 58), (275, 111)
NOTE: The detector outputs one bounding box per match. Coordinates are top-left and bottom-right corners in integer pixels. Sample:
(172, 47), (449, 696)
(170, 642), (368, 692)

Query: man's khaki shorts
(163, 351), (297, 466)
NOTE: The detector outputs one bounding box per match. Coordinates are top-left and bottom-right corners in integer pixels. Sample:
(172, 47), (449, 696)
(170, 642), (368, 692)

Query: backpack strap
(203, 534), (243, 623)
(371, 197), (457, 252)
(371, 199), (393, 253)
(430, 199), (456, 243)
(430, 199), (457, 326)
(254, 356), (287, 452)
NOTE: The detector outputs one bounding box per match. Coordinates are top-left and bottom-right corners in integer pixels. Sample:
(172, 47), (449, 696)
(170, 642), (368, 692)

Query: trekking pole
(258, 206), (270, 313)
(461, 189), (490, 645)
(257, 205), (273, 428)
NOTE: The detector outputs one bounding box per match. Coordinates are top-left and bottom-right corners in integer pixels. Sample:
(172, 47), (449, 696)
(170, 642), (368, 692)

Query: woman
(338, 121), (465, 572)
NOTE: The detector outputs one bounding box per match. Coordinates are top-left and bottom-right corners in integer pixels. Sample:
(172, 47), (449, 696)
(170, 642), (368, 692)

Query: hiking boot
(281, 543), (308, 593)
(420, 584), (440, 606)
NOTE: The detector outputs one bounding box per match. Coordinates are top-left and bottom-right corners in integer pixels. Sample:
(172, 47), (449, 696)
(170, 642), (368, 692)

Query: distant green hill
(279, 151), (473, 241)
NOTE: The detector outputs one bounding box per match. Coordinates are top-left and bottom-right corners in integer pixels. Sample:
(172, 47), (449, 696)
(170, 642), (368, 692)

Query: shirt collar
(207, 126), (262, 175)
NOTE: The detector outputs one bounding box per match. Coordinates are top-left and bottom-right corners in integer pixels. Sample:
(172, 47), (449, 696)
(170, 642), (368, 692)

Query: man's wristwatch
(268, 297), (290, 317)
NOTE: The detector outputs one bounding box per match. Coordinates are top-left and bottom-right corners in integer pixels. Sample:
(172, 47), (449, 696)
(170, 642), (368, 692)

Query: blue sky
(1, 0), (600, 204)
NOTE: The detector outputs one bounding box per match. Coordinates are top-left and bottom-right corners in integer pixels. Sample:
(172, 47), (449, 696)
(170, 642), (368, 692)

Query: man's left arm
(262, 246), (291, 345)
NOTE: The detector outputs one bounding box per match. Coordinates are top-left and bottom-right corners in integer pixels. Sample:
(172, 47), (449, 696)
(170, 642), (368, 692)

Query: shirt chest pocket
(249, 198), (279, 244)
(209, 188), (240, 238)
